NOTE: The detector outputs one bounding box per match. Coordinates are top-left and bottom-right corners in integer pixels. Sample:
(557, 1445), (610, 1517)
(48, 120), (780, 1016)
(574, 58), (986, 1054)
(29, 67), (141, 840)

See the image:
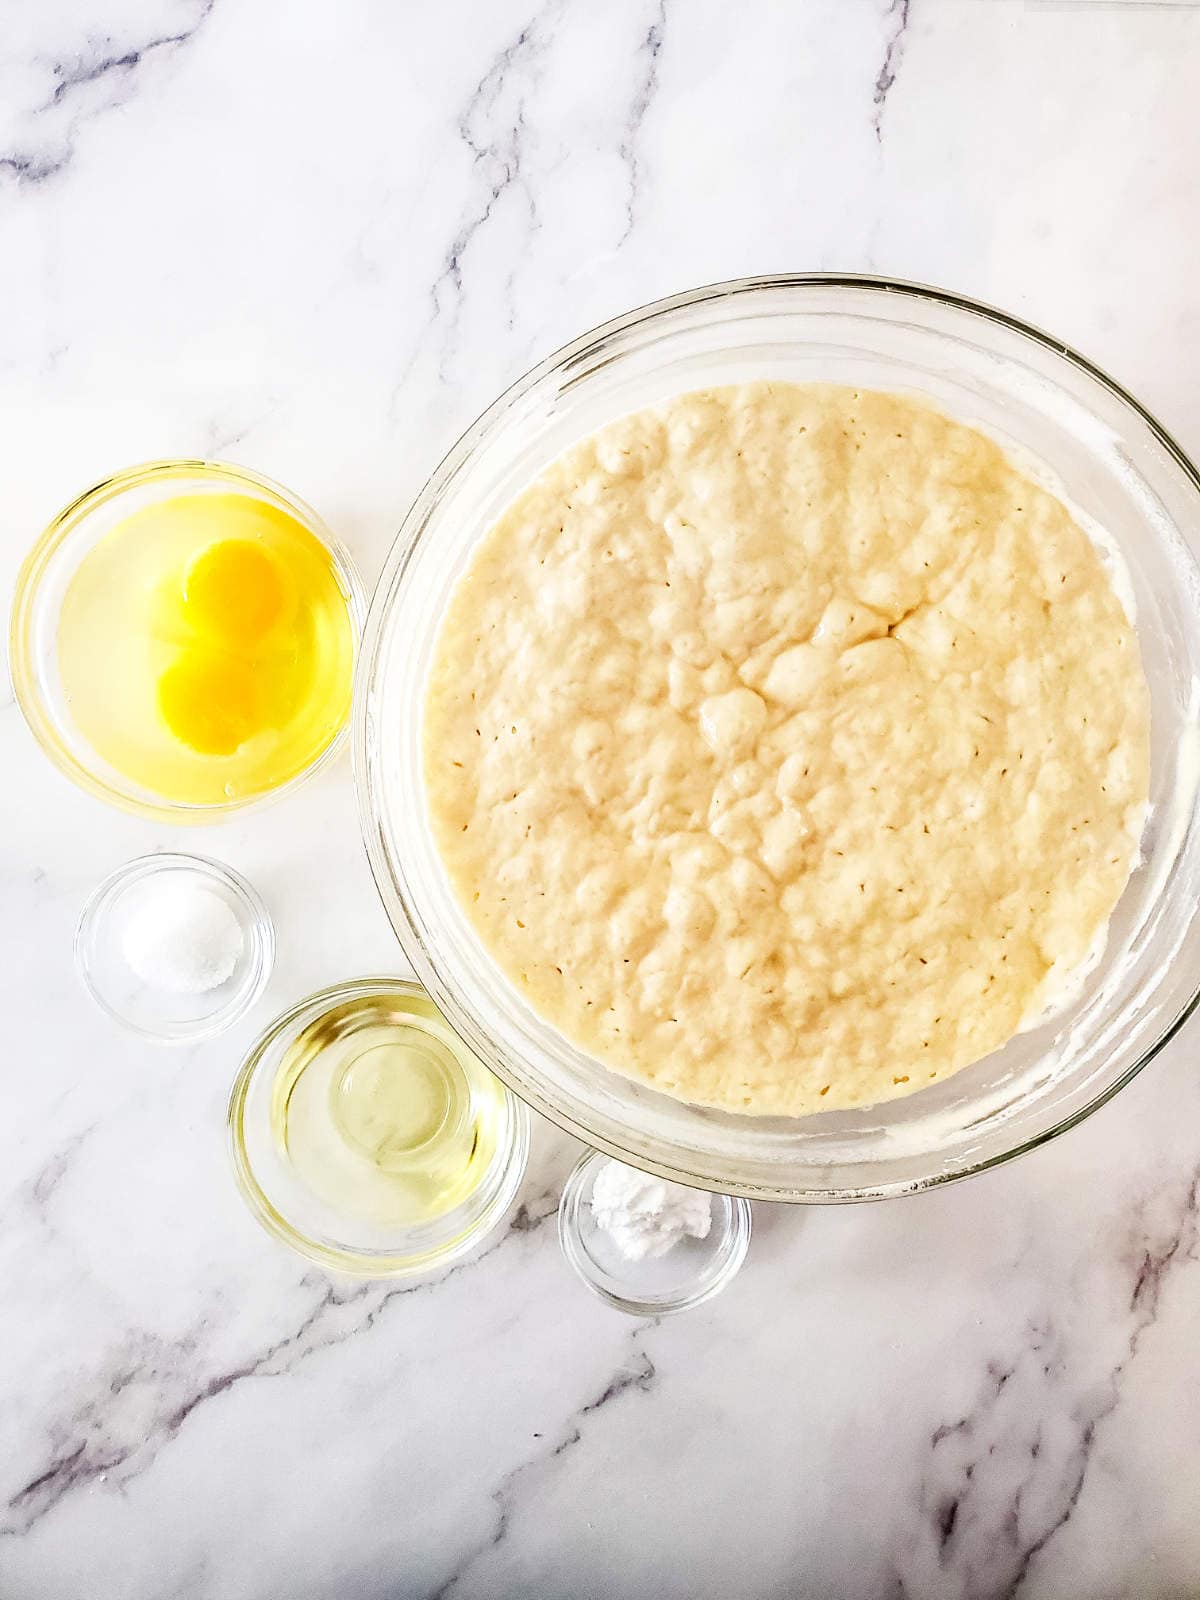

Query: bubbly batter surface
(424, 383), (1150, 1116)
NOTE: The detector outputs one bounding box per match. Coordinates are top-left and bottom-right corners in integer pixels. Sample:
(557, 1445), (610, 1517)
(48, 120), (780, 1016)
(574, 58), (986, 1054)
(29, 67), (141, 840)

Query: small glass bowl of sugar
(75, 853), (274, 1042)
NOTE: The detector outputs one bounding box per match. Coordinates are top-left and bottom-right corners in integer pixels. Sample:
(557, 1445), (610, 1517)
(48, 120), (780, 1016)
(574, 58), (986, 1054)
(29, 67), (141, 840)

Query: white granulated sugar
(590, 1158), (712, 1261)
(121, 876), (243, 995)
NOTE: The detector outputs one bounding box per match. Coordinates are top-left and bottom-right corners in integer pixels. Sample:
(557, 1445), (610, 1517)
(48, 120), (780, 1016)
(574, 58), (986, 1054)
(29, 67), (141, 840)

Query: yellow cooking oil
(270, 989), (507, 1227)
(56, 489), (355, 806)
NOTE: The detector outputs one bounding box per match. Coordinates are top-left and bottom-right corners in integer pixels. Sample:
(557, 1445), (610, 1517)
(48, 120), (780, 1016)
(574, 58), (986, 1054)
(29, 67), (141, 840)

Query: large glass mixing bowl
(355, 275), (1200, 1201)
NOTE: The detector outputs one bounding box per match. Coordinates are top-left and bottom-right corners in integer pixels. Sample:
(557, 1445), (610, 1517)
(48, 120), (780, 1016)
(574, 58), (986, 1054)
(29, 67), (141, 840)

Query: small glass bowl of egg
(9, 460), (364, 820)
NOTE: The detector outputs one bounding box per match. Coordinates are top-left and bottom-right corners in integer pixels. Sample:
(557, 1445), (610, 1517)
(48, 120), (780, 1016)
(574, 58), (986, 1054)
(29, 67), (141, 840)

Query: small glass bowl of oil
(228, 978), (530, 1277)
(10, 460), (364, 821)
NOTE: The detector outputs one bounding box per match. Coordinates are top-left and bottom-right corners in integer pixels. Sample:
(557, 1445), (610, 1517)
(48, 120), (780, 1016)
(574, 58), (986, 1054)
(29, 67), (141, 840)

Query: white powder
(121, 876), (244, 995)
(590, 1159), (712, 1261)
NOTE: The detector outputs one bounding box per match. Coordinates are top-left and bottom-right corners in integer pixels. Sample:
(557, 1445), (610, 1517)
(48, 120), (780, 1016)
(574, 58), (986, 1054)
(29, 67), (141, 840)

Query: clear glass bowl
(558, 1151), (751, 1315)
(9, 459), (365, 821)
(228, 977), (531, 1277)
(75, 852), (274, 1042)
(355, 275), (1200, 1202)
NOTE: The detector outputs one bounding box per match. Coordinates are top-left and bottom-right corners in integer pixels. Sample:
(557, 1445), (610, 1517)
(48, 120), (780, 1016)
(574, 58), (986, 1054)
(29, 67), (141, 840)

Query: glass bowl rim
(9, 456), (366, 822)
(354, 271), (1200, 1203)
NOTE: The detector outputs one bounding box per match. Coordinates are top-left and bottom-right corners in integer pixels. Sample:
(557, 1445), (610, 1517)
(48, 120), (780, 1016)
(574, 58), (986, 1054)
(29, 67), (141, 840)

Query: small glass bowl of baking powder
(558, 1149), (751, 1316)
(75, 852), (274, 1042)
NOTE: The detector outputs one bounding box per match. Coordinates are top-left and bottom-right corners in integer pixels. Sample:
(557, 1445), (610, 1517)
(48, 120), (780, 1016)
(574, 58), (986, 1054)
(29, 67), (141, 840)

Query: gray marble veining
(4, 1), (1200, 1596)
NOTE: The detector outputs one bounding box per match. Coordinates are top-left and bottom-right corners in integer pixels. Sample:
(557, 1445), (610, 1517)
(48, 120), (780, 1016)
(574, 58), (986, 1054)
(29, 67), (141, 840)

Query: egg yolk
(158, 653), (261, 756)
(156, 539), (299, 754)
(183, 539), (286, 644)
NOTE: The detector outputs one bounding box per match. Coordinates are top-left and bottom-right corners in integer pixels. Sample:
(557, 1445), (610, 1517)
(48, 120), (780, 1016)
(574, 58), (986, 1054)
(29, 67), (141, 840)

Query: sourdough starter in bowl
(423, 382), (1149, 1117)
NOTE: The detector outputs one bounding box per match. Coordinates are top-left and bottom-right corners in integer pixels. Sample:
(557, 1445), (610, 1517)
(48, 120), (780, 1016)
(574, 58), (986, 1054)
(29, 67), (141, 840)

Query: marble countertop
(4, 1), (1200, 1596)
